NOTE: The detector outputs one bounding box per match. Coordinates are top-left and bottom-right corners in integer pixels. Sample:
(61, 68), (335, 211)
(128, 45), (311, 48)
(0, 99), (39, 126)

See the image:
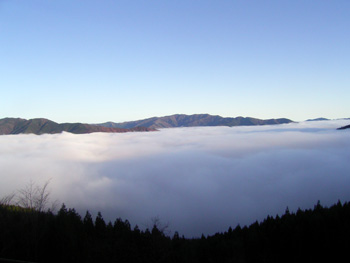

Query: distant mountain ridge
(98, 114), (293, 129)
(0, 115), (294, 135)
(0, 118), (155, 135)
(306, 117), (330, 122)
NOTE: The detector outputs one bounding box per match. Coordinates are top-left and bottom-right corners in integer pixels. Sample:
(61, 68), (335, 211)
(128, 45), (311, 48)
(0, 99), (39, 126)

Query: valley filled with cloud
(1, 120), (350, 237)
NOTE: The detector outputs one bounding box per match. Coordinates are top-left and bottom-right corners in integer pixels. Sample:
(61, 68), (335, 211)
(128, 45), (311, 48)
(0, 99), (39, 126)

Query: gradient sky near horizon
(1, 0), (349, 123)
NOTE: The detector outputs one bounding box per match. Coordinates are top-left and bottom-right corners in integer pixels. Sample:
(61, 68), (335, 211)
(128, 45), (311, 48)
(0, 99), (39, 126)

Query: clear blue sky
(1, 0), (349, 123)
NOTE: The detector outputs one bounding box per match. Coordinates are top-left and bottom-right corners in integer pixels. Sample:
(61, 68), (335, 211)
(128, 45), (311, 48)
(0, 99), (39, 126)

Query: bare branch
(34, 180), (51, 212)
(150, 216), (171, 236)
(16, 179), (52, 212)
(0, 193), (16, 206)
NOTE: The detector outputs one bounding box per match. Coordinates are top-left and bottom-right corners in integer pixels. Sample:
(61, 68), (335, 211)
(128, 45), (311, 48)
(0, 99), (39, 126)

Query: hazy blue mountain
(98, 114), (293, 129)
(0, 118), (155, 135)
(306, 118), (330, 121)
(337, 124), (350, 130)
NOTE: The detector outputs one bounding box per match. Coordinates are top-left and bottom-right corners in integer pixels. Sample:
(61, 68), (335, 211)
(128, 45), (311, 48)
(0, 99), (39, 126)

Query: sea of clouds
(1, 119), (350, 237)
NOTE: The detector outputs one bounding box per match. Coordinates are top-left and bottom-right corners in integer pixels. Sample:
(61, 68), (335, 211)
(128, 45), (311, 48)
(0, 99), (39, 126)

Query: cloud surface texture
(1, 120), (350, 237)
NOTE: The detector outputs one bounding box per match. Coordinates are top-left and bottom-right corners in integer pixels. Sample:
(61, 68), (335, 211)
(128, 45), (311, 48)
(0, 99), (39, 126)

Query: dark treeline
(1, 201), (350, 262)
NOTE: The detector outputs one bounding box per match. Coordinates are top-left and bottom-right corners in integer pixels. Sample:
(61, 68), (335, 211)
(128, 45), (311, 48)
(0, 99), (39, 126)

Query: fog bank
(1, 120), (350, 237)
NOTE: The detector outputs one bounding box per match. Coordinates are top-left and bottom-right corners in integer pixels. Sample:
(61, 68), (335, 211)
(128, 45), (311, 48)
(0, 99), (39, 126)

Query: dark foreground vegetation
(1, 201), (350, 263)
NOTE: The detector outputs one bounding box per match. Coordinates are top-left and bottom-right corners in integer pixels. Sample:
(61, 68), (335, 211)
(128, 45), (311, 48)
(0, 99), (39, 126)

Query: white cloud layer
(1, 120), (350, 237)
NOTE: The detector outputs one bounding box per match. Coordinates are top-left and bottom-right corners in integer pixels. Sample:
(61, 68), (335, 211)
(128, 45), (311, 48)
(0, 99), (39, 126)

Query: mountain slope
(337, 124), (350, 130)
(0, 118), (155, 135)
(99, 114), (293, 129)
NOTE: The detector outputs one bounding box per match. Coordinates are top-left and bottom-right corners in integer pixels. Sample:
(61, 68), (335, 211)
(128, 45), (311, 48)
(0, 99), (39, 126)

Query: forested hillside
(98, 114), (293, 129)
(0, 118), (155, 135)
(1, 200), (350, 262)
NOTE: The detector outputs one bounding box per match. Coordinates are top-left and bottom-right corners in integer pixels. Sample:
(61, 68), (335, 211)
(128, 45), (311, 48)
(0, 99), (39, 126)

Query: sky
(1, 120), (350, 237)
(1, 0), (349, 123)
